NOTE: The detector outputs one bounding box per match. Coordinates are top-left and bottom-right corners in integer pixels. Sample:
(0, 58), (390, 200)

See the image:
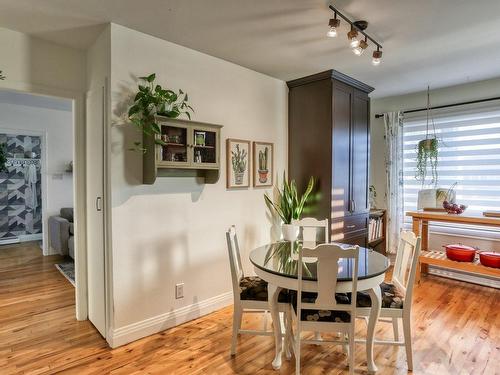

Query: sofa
(48, 208), (74, 259)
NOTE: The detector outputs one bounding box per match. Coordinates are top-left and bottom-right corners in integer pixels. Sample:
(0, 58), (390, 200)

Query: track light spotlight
(353, 37), (368, 56)
(372, 48), (383, 65)
(327, 14), (340, 38)
(347, 27), (359, 48)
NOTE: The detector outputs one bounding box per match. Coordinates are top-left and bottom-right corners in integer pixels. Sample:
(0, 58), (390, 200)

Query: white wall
(0, 27), (85, 93)
(108, 24), (287, 342)
(0, 93), (74, 251)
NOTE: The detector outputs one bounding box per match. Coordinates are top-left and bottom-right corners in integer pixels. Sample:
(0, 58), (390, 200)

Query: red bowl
(445, 244), (476, 262)
(479, 252), (500, 268)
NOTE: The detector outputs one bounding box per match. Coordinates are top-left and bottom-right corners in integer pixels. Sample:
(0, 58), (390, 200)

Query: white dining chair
(287, 243), (359, 375)
(226, 225), (290, 356)
(292, 217), (329, 243)
(355, 230), (421, 371)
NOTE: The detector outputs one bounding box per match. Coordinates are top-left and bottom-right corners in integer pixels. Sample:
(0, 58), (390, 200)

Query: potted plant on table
(264, 174), (315, 241)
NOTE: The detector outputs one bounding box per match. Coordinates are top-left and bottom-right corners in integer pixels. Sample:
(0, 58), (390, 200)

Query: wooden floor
(1, 242), (499, 374)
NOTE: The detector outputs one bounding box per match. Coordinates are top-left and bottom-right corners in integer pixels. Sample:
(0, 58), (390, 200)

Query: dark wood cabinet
(287, 70), (374, 245)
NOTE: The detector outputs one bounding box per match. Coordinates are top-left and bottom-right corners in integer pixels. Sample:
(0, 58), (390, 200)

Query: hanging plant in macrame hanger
(415, 86), (439, 186)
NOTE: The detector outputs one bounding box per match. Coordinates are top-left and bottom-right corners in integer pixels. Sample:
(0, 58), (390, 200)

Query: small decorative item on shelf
(65, 161), (73, 173)
(264, 174), (315, 241)
(226, 139), (250, 188)
(194, 131), (206, 146)
(195, 150), (202, 163)
(369, 185), (377, 208)
(253, 141), (273, 187)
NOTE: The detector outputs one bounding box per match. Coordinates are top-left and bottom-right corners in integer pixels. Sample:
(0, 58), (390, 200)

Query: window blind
(402, 101), (500, 232)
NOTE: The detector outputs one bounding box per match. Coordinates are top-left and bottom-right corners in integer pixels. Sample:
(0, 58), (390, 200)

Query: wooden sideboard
(407, 211), (500, 282)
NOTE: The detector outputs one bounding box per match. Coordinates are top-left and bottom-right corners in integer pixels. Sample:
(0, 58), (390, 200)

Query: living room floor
(1, 242), (498, 374)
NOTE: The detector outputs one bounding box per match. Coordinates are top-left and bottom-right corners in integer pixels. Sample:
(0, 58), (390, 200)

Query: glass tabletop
(249, 241), (390, 281)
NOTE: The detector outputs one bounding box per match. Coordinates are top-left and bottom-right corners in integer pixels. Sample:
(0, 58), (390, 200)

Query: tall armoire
(287, 69), (374, 247)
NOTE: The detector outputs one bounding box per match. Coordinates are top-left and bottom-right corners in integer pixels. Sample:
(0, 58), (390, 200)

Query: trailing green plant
(264, 174), (315, 224)
(258, 147), (268, 171)
(415, 86), (439, 186)
(128, 73), (193, 152)
(231, 144), (247, 174)
(0, 143), (8, 173)
(416, 138), (438, 185)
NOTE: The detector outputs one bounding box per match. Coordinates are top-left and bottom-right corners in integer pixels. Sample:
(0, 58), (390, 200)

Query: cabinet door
(332, 82), (352, 218)
(351, 91), (370, 215)
(157, 122), (190, 167)
(341, 231), (368, 248)
(191, 126), (219, 169)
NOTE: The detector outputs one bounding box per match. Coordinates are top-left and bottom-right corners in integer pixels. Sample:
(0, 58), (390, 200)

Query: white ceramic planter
(282, 224), (299, 242)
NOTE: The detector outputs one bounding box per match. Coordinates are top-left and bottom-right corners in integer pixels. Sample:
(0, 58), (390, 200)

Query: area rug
(55, 260), (75, 287)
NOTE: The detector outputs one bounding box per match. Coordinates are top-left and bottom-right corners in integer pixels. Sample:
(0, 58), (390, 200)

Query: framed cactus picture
(253, 141), (273, 187)
(226, 139), (251, 188)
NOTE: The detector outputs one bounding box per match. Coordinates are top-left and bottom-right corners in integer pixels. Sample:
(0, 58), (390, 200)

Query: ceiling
(1, 0), (500, 98)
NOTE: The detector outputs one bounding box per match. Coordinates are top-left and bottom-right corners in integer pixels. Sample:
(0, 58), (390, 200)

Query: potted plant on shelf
(264, 174), (315, 241)
(258, 147), (269, 183)
(128, 73), (193, 152)
(231, 144), (247, 185)
(416, 86), (439, 185)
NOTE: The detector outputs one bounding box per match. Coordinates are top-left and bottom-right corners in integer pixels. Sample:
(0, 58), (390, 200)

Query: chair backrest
(391, 230), (421, 307)
(297, 243), (359, 318)
(292, 217), (329, 243)
(226, 225), (244, 301)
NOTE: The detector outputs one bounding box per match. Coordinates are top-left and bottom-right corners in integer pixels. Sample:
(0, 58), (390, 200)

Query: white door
(86, 86), (106, 337)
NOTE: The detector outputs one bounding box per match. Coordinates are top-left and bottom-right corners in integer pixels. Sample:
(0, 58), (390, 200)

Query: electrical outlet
(175, 283), (184, 299)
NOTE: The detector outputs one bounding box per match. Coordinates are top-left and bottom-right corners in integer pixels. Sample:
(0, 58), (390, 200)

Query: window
(402, 101), (500, 234)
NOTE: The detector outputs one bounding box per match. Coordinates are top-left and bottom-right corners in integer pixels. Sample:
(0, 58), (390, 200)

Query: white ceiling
(1, 0), (500, 97)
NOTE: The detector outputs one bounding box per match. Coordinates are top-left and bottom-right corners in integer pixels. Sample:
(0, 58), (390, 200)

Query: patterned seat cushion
(356, 282), (405, 309)
(289, 291), (351, 323)
(239, 276), (289, 303)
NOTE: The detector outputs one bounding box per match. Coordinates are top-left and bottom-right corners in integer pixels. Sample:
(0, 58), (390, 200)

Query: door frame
(0, 80), (91, 323)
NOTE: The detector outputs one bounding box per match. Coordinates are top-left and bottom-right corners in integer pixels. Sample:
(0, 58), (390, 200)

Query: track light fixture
(327, 4), (383, 66)
(353, 37), (368, 56)
(327, 13), (340, 37)
(372, 47), (383, 66)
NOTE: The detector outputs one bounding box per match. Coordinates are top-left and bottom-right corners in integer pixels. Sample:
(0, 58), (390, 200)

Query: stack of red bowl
(444, 244), (476, 262)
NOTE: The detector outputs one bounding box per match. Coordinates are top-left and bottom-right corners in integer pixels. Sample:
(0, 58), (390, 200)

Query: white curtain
(384, 112), (404, 254)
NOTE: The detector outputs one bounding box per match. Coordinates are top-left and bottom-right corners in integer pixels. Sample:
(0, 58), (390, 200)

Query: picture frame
(194, 131), (206, 146)
(226, 139), (251, 188)
(253, 141), (274, 187)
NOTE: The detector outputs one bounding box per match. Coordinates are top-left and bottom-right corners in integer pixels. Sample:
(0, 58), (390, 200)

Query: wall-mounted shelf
(143, 116), (223, 184)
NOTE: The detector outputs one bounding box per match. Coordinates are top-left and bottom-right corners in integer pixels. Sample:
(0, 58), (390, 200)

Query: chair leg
(392, 317), (399, 341)
(231, 306), (242, 356)
(403, 315), (413, 371)
(295, 340), (301, 375)
(348, 328), (355, 375)
(342, 333), (349, 356)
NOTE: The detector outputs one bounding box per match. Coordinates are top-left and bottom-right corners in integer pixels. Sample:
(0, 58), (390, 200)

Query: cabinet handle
(96, 197), (102, 212)
(346, 224), (356, 229)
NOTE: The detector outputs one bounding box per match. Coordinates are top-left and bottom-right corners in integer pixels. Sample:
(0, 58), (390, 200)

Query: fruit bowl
(443, 200), (467, 214)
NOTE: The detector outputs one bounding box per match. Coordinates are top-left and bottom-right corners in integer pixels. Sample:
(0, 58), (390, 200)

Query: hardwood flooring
(1, 242), (499, 374)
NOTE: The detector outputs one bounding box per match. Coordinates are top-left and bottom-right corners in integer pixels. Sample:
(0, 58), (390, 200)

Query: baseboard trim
(429, 266), (500, 289)
(107, 291), (233, 348)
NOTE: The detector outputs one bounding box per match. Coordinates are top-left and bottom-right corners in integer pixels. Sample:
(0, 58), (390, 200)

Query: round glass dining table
(249, 241), (390, 373)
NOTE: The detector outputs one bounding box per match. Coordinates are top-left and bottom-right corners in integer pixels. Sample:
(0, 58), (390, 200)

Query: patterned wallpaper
(0, 134), (42, 239)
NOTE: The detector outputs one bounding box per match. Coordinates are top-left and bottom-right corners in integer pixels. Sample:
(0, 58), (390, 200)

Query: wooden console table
(407, 211), (500, 282)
